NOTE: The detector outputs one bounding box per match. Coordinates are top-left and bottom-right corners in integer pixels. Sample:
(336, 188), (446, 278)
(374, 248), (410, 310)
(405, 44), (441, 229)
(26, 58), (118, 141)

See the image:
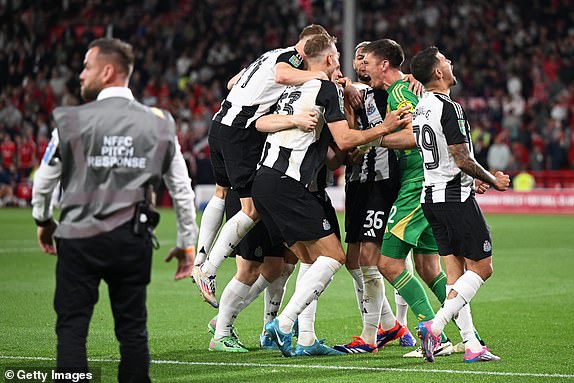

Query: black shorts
(422, 196), (492, 261)
(312, 189), (341, 240)
(208, 120), (265, 198)
(252, 166), (334, 247)
(225, 189), (285, 262)
(345, 178), (399, 244)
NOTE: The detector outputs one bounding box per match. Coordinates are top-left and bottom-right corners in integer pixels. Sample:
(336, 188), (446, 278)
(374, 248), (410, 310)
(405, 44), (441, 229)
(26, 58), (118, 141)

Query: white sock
(295, 263), (315, 346)
(195, 196), (225, 265)
(348, 268), (364, 317)
(380, 296), (397, 330)
(360, 266), (383, 344)
(244, 274), (271, 307)
(263, 263), (295, 328)
(297, 299), (318, 347)
(395, 252), (413, 325)
(278, 256), (341, 334)
(447, 283), (482, 352)
(214, 278), (251, 339)
(431, 271), (484, 336)
(201, 211), (256, 276)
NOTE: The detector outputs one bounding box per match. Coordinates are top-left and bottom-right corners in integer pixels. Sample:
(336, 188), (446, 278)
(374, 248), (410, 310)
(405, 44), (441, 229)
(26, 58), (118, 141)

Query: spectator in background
(1, 133), (17, 168)
(17, 130), (37, 178)
(530, 145), (545, 171)
(513, 171), (535, 191)
(487, 132), (511, 172)
(0, 163), (16, 207)
(546, 125), (568, 170)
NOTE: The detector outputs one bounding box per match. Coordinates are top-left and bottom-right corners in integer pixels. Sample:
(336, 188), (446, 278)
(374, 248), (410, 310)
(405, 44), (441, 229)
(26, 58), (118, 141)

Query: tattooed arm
(449, 143), (510, 191)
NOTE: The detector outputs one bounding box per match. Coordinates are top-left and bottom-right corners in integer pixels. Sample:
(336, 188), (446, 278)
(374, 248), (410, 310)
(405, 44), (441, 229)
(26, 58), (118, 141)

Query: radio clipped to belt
(133, 185), (160, 249)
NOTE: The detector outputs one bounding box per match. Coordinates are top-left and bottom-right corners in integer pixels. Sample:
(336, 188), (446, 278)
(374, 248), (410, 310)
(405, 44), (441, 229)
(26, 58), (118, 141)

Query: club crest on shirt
(366, 102), (377, 116)
(289, 54), (302, 67)
(254, 246), (263, 259)
(483, 240), (492, 252)
(323, 219), (331, 231)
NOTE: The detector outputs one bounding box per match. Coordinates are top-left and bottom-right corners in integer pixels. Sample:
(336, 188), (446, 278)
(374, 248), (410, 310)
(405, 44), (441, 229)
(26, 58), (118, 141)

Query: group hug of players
(190, 24), (510, 363)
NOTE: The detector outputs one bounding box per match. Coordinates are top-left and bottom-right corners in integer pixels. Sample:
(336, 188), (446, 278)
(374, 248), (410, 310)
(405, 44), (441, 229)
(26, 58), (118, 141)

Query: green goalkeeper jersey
(386, 79), (422, 184)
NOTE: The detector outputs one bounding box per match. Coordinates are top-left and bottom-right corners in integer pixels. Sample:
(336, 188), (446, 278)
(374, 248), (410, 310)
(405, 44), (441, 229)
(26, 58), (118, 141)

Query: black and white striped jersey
(346, 84), (398, 183)
(259, 79), (346, 188)
(213, 47), (304, 129)
(413, 92), (475, 203)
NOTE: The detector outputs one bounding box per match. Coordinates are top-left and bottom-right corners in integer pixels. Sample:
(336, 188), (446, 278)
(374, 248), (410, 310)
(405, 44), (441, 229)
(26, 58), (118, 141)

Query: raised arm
(449, 143), (510, 191)
(275, 62), (328, 85)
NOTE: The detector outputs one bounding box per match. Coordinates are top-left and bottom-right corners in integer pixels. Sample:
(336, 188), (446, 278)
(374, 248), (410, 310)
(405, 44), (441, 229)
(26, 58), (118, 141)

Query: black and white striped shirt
(259, 79), (346, 188)
(413, 92), (474, 203)
(213, 47), (304, 129)
(346, 84), (398, 183)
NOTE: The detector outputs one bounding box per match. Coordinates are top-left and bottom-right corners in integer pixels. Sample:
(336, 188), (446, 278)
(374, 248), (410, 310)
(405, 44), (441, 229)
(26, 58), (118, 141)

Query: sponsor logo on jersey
(397, 100), (414, 114)
(483, 240), (492, 252)
(289, 54), (302, 67)
(323, 219), (331, 231)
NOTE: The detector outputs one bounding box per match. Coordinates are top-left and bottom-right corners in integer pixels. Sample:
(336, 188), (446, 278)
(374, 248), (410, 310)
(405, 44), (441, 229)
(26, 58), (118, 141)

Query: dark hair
(362, 39), (404, 69)
(410, 46), (440, 86)
(88, 37), (135, 77)
(299, 24), (329, 40)
(354, 41), (371, 56)
(304, 34), (338, 60)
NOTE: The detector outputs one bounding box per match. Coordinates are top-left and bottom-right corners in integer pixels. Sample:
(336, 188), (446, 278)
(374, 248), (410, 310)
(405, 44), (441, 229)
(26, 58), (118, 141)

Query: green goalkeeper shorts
(381, 180), (438, 259)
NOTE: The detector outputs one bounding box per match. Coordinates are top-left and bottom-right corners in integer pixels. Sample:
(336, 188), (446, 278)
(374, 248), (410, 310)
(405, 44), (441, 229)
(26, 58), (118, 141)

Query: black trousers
(55, 222), (153, 383)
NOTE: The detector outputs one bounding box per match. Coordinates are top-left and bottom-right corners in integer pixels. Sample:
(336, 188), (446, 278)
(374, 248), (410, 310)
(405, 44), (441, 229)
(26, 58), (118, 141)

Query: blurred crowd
(1, 0), (573, 206)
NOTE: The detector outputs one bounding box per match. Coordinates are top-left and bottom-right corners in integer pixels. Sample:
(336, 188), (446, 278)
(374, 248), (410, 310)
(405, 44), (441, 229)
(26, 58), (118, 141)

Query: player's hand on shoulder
(165, 247), (194, 280)
(493, 171), (511, 192)
(381, 105), (412, 134)
(340, 80), (363, 110)
(292, 112), (318, 132)
(403, 74), (424, 97)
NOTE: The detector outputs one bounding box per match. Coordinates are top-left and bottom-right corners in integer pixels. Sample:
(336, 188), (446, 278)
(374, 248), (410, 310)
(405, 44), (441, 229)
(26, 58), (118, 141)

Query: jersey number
(413, 124), (439, 170)
(387, 205), (397, 224)
(239, 56), (268, 88)
(364, 210), (385, 229)
(276, 91), (301, 115)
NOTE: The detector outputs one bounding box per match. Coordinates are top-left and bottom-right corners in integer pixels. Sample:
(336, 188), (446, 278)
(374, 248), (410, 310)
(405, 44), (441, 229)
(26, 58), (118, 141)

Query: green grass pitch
(1, 208), (573, 382)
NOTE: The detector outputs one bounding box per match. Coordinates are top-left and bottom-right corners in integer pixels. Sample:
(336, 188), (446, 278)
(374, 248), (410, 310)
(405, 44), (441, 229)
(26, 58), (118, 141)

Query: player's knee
(359, 242), (381, 266)
(235, 268), (260, 285)
(214, 185), (229, 199)
(377, 257), (402, 281)
(329, 251), (346, 265)
(480, 263), (493, 281)
(241, 204), (259, 221)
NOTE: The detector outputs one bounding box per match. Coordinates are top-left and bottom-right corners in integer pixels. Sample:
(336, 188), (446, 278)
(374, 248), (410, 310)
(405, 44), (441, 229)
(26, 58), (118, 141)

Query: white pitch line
(1, 355), (573, 379)
(0, 247), (40, 253)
